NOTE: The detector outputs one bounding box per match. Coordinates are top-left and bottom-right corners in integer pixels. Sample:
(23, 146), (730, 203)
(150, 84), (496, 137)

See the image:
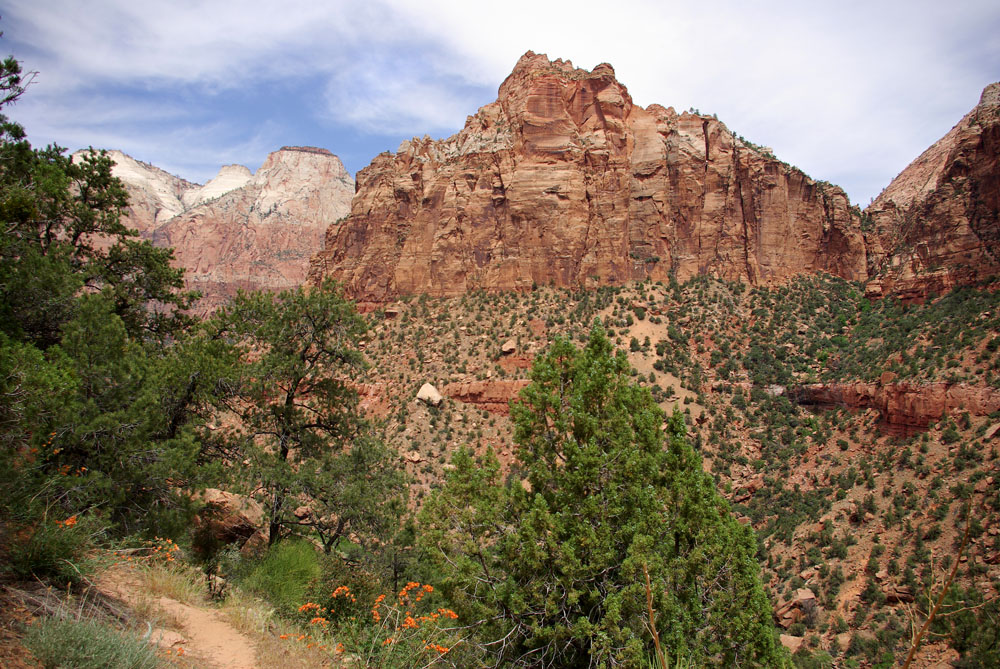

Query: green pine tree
(420, 322), (785, 667)
(213, 280), (407, 552)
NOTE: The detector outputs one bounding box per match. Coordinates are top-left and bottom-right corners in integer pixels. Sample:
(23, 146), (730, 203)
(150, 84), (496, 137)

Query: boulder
(779, 635), (804, 654)
(193, 488), (264, 549)
(774, 588), (818, 628)
(885, 584), (915, 603)
(416, 383), (443, 406)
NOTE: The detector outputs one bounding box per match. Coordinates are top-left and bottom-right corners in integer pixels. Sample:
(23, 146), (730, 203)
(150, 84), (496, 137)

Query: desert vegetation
(1, 40), (998, 669)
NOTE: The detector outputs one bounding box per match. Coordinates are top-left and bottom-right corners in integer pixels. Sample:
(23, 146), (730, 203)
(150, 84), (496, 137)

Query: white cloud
(321, 51), (492, 134)
(4, 0), (998, 203)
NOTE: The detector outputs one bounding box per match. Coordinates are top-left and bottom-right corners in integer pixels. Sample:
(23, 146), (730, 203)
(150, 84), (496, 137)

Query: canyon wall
(791, 380), (1000, 430)
(95, 147), (354, 313)
(310, 52), (869, 306)
(864, 82), (1000, 300)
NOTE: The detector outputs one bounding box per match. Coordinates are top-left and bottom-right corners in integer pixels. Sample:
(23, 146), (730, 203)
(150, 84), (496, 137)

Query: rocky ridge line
(864, 82), (1000, 299)
(309, 51), (869, 306)
(91, 147), (355, 313)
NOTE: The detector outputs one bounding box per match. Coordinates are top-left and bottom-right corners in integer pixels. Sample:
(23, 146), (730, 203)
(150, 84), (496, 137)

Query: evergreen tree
(420, 323), (785, 667)
(214, 281), (406, 552)
(0, 45), (218, 565)
(0, 50), (195, 348)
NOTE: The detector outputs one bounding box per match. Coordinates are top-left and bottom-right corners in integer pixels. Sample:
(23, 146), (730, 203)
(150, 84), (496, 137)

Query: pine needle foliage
(420, 322), (785, 667)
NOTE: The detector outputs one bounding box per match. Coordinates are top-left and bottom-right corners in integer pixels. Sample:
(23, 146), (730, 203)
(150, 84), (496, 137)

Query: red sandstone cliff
(441, 380), (531, 415)
(791, 381), (1000, 430)
(864, 83), (1000, 300)
(309, 52), (869, 304)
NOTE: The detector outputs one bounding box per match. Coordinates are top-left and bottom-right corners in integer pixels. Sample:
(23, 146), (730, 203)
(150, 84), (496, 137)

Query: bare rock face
(865, 82), (1000, 300)
(181, 164), (253, 209)
(105, 146), (353, 313)
(310, 51), (868, 305)
(441, 379), (530, 414)
(83, 150), (198, 232)
(791, 381), (1000, 429)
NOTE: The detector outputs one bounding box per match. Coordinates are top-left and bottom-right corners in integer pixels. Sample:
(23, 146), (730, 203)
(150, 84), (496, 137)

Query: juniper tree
(0, 46), (214, 547)
(420, 322), (785, 667)
(214, 281), (406, 552)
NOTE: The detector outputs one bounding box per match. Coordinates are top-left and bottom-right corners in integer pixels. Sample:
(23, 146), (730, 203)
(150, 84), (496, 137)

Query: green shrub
(241, 539), (321, 616)
(942, 426), (961, 444)
(6, 512), (100, 585)
(23, 615), (161, 669)
(792, 649), (833, 669)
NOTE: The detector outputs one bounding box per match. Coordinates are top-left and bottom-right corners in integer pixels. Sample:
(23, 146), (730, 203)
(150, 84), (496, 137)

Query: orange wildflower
(425, 643), (450, 654)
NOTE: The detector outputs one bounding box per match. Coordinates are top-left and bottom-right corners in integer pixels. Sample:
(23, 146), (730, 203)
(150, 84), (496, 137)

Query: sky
(4, 0), (999, 206)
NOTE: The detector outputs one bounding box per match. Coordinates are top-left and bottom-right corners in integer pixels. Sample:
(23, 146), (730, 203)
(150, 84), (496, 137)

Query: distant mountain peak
(95, 147), (354, 313)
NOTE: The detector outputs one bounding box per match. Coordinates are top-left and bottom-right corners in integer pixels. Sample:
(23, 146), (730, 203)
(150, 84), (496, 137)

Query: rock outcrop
(865, 82), (1000, 300)
(441, 380), (530, 415)
(78, 150), (198, 231)
(309, 51), (869, 305)
(192, 488), (264, 550)
(97, 146), (354, 313)
(790, 381), (1000, 429)
(774, 588), (818, 629)
(181, 164), (252, 209)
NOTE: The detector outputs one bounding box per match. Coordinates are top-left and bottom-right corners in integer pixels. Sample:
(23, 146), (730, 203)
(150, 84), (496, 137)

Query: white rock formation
(181, 164), (252, 209)
(416, 383), (443, 406)
(74, 146), (354, 313)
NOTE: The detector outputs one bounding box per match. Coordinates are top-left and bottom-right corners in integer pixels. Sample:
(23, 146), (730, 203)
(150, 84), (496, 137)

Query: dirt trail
(97, 564), (258, 669)
(153, 595), (257, 668)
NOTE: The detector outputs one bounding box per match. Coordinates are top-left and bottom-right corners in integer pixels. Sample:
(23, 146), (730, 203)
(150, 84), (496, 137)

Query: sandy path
(97, 564), (258, 669)
(154, 594), (257, 669)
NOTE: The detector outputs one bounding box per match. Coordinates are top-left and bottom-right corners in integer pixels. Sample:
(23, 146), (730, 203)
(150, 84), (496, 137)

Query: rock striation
(153, 147), (354, 313)
(181, 164), (252, 210)
(309, 51), (869, 305)
(82, 150), (198, 230)
(790, 381), (1000, 430)
(441, 380), (531, 415)
(96, 146), (354, 313)
(864, 82), (1000, 300)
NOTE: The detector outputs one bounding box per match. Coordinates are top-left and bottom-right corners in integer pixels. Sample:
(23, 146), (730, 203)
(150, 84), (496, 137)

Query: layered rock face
(101, 147), (353, 313)
(78, 150), (198, 233)
(790, 381), (1000, 430)
(154, 147), (354, 312)
(441, 380), (531, 415)
(864, 83), (1000, 299)
(310, 51), (869, 304)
